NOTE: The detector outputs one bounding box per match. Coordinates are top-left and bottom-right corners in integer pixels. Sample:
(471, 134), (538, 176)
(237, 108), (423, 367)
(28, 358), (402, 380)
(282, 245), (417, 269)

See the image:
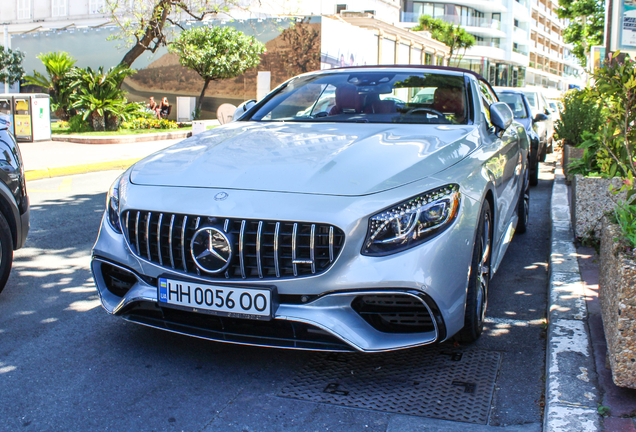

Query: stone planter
(571, 175), (625, 238)
(562, 144), (584, 185)
(599, 218), (636, 388)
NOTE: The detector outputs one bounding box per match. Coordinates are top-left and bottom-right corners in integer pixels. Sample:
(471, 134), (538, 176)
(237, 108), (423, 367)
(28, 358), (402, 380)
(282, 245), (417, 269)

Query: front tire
(0, 212), (14, 294)
(516, 171), (530, 234)
(456, 201), (492, 343)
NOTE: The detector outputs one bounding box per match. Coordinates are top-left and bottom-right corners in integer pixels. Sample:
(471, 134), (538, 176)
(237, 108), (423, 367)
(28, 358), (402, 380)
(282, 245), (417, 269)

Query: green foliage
(121, 117), (179, 130)
(66, 115), (92, 133)
(23, 51), (77, 120)
(104, 0), (244, 68)
(191, 107), (201, 120)
(555, 89), (604, 147)
(557, 0), (604, 66)
(614, 200), (636, 251)
(0, 46), (25, 86)
(597, 405), (611, 417)
(168, 25), (265, 114)
(566, 131), (602, 176)
(413, 15), (475, 66)
(69, 65), (136, 131)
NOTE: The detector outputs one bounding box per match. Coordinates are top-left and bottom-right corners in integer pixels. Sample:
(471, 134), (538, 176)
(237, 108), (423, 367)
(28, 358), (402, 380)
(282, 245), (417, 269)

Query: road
(0, 162), (553, 432)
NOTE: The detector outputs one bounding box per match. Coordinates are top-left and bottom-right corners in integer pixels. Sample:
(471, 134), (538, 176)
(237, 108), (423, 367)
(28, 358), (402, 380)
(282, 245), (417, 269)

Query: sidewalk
(19, 138), (182, 181)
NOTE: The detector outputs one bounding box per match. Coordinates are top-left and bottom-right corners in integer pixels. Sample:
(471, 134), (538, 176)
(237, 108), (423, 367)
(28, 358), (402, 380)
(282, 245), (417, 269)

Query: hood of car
(130, 122), (480, 196)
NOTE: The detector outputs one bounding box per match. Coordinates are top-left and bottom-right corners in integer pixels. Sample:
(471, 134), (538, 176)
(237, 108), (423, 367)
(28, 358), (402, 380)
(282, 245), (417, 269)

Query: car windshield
(498, 93), (528, 119)
(522, 91), (537, 109)
(249, 71), (468, 125)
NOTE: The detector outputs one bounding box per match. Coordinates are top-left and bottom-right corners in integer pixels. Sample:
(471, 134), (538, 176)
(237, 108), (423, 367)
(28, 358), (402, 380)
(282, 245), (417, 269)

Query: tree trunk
(196, 78), (211, 118)
(118, 0), (171, 70)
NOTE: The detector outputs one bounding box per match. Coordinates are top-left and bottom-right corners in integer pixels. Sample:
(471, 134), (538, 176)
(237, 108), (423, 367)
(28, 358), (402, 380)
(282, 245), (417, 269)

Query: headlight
(107, 175), (123, 233)
(362, 184), (460, 256)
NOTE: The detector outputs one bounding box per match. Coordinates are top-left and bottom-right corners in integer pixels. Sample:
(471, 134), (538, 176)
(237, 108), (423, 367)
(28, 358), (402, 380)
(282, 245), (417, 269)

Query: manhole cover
(278, 346), (501, 424)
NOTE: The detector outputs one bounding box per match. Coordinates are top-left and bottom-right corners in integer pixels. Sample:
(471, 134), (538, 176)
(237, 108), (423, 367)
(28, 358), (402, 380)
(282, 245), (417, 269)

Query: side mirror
(534, 113), (549, 122)
(490, 102), (513, 132)
(232, 99), (257, 121)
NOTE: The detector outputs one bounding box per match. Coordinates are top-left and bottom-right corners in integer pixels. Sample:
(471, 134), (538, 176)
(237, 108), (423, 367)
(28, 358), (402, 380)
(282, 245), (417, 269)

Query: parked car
(0, 117), (29, 294)
(547, 100), (561, 123)
(495, 88), (546, 186)
(521, 87), (555, 153)
(91, 66), (530, 352)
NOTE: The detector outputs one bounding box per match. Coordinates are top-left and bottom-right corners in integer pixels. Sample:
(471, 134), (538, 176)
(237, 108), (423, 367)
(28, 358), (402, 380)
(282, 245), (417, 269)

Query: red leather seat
(432, 87), (465, 119)
(329, 84), (363, 115)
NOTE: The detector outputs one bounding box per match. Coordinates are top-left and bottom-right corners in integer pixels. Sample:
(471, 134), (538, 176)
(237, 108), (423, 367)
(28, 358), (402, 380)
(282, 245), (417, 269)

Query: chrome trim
(239, 219), (246, 279)
(194, 217), (201, 275)
(256, 221), (263, 278)
(157, 213), (163, 266)
(274, 222), (280, 278)
(189, 227), (232, 274)
(310, 224), (316, 274)
(145, 212), (152, 260)
(181, 215), (188, 271)
(125, 212), (130, 236)
(292, 222), (298, 277)
(329, 226), (334, 262)
(168, 214), (175, 269)
(224, 218), (229, 233)
(135, 211), (141, 256)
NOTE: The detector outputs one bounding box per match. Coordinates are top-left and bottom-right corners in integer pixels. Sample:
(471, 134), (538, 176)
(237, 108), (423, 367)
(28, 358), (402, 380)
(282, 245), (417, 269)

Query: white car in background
(522, 87), (555, 153)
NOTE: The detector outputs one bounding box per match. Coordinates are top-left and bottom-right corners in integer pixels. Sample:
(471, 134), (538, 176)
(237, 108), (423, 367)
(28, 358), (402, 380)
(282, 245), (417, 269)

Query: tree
(280, 18), (320, 74)
(168, 26), (265, 114)
(0, 46), (25, 87)
(105, 0), (244, 68)
(23, 52), (77, 120)
(413, 16), (475, 66)
(69, 65), (137, 131)
(557, 0), (604, 67)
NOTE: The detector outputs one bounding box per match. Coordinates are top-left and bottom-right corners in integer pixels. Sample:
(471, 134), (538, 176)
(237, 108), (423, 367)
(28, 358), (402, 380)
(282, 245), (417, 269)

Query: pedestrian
(146, 96), (157, 112)
(158, 97), (171, 119)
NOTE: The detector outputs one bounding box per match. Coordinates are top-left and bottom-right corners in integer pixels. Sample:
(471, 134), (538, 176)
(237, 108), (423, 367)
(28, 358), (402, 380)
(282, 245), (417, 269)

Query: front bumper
(92, 180), (481, 352)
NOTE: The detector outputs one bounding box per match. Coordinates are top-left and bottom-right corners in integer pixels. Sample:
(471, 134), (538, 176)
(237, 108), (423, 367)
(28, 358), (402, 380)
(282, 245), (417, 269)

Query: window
(514, 19), (519, 27)
(336, 4), (347, 13)
(425, 53), (433, 65)
(249, 72), (469, 125)
(17, 0), (31, 19)
(436, 55), (444, 66)
(478, 81), (497, 126)
(498, 93), (528, 119)
(52, 0), (67, 17)
(90, 0), (106, 14)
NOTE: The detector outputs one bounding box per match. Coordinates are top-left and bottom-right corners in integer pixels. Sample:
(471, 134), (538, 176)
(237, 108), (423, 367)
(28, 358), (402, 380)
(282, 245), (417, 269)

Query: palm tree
(23, 52), (77, 120)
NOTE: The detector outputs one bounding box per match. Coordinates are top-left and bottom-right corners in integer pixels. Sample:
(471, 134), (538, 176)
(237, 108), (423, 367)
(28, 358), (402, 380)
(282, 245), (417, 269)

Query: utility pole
(3, 25), (8, 93)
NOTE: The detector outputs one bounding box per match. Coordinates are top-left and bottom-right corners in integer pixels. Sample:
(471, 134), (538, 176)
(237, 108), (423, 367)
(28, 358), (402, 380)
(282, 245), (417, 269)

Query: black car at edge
(0, 117), (29, 293)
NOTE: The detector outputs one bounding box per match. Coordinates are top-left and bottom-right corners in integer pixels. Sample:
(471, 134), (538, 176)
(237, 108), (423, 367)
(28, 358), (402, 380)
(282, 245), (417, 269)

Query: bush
(555, 89), (604, 147)
(66, 115), (91, 133)
(121, 117), (179, 130)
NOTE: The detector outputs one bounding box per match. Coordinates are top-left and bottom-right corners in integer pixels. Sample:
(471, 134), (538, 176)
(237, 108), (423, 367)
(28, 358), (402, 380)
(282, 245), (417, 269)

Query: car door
(477, 81), (521, 248)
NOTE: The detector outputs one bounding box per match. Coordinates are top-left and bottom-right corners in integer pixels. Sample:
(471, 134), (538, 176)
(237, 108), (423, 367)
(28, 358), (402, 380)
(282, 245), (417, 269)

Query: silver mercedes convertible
(91, 66), (530, 352)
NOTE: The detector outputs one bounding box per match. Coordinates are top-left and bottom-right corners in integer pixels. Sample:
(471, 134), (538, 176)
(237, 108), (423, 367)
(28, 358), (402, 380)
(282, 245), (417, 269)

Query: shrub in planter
(121, 117), (179, 130)
(599, 213), (636, 388)
(555, 89), (604, 148)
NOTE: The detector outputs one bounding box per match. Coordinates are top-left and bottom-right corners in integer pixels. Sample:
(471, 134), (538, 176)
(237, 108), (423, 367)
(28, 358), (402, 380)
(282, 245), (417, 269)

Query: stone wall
(572, 175), (625, 238)
(599, 218), (636, 388)
(562, 145), (584, 185)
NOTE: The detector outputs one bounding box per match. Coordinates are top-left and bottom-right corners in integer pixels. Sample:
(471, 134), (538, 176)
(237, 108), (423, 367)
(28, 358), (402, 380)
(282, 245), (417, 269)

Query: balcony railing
(400, 12), (501, 29)
(513, 47), (530, 56)
(474, 40), (501, 49)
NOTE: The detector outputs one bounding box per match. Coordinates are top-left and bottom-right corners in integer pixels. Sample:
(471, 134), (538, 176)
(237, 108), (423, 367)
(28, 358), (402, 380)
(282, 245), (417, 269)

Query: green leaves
(557, 0), (604, 66)
(0, 46), (25, 86)
(413, 15), (475, 65)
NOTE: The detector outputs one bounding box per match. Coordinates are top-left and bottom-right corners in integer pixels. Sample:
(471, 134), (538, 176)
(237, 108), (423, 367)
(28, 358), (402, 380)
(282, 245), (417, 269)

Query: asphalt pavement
(6, 134), (608, 431)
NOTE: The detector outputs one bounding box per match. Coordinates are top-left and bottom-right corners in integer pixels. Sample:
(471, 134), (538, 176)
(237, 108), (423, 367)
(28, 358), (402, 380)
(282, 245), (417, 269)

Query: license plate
(158, 277), (272, 320)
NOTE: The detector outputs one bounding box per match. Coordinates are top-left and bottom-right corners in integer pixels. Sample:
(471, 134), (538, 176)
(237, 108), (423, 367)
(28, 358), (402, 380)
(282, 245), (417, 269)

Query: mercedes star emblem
(190, 227), (232, 273)
(215, 192), (229, 201)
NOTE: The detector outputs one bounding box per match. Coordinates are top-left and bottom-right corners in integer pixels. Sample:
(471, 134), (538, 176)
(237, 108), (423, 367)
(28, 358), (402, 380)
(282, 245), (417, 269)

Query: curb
(51, 130), (192, 144)
(25, 157), (142, 181)
(544, 155), (601, 432)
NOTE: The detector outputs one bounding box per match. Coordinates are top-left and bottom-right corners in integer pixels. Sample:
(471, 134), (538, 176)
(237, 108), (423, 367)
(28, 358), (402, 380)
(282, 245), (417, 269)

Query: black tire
(456, 201), (492, 343)
(529, 157), (539, 186)
(547, 137), (554, 154)
(539, 145), (547, 162)
(0, 212), (14, 294)
(516, 171), (530, 234)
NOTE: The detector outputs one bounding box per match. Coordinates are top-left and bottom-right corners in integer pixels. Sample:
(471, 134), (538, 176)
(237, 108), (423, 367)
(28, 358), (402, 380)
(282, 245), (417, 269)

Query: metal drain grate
(278, 347), (501, 424)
